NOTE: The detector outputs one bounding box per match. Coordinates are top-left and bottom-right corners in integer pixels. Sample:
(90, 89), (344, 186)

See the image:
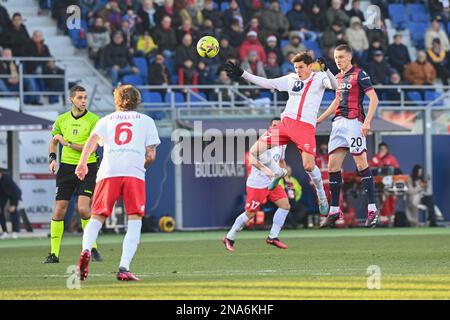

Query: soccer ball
(196, 36), (220, 58)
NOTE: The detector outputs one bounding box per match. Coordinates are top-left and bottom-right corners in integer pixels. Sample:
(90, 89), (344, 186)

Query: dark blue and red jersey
(335, 67), (374, 122)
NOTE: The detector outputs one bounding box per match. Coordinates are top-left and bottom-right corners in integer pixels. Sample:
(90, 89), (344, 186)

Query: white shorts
(328, 117), (366, 155)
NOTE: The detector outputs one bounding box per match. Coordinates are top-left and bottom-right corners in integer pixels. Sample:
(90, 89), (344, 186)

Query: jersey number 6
(115, 122), (133, 145)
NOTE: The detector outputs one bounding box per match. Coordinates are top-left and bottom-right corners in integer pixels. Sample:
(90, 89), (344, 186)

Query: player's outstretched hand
(317, 57), (328, 72)
(224, 61), (244, 78)
(75, 163), (88, 181)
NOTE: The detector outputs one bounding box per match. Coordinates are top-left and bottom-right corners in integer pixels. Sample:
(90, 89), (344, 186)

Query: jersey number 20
(115, 122), (133, 145)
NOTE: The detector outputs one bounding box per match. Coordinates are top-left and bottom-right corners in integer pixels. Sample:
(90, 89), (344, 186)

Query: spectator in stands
(425, 17), (450, 52)
(153, 15), (178, 59)
(198, 18), (218, 41)
(303, 0), (327, 15)
(403, 51), (437, 86)
(281, 52), (295, 74)
(366, 20), (389, 52)
(24, 31), (52, 105)
(387, 34), (411, 75)
(176, 19), (198, 44)
(51, 0), (76, 30)
(367, 38), (384, 63)
(87, 17), (110, 66)
(383, 71), (403, 101)
(239, 31), (266, 63)
(202, 0), (223, 30)
(223, 0), (245, 31)
(179, 0), (203, 30)
(426, 38), (450, 86)
(264, 35), (283, 66)
(324, 47), (339, 75)
(224, 18), (245, 49)
(260, 0), (290, 40)
(98, 0), (122, 31)
(217, 36), (238, 65)
(371, 0), (389, 20)
(309, 3), (327, 33)
(346, 0), (365, 23)
(138, 0), (159, 33)
(406, 164), (438, 227)
(175, 33), (197, 69)
(367, 50), (392, 85)
(0, 170), (22, 240)
(264, 52), (282, 79)
(155, 0), (182, 28)
(119, 20), (135, 51)
(178, 59), (198, 93)
(135, 31), (158, 58)
(242, 0), (264, 22)
(197, 60), (214, 97)
(370, 142), (400, 169)
(80, 0), (104, 24)
(0, 4), (10, 33)
(43, 58), (65, 104)
(147, 53), (169, 98)
(345, 16), (368, 66)
(211, 69), (232, 102)
(320, 20), (346, 55)
(103, 31), (140, 86)
(245, 17), (261, 40)
(429, 0), (449, 25)
(240, 51), (266, 99)
(122, 8), (142, 34)
(282, 31), (306, 57)
(0, 48), (19, 94)
(326, 0), (349, 27)
(287, 1), (316, 42)
(4, 13), (30, 57)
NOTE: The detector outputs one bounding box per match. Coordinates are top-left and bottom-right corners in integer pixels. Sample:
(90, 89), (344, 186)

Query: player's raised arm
(224, 61), (290, 91)
(317, 57), (338, 90)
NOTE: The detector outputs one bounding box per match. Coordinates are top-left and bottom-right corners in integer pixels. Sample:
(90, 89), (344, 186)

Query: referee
(44, 85), (102, 263)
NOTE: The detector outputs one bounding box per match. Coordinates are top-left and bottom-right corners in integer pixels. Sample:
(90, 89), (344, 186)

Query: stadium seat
(303, 39), (322, 59)
(406, 3), (427, 17)
(188, 92), (208, 108)
(424, 90), (443, 106)
(165, 92), (185, 106)
(410, 13), (430, 23)
(133, 57), (148, 80)
(322, 90), (335, 104)
(409, 22), (428, 49)
(258, 91), (273, 100)
(280, 39), (289, 49)
(142, 91), (163, 104)
(280, 1), (291, 14)
(388, 4), (408, 29)
(448, 22), (450, 34)
(406, 91), (423, 103)
(121, 75), (144, 86)
(221, 1), (229, 11)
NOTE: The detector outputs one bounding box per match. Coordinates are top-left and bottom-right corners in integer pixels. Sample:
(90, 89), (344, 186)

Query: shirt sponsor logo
(73, 129), (78, 135)
(292, 80), (304, 92)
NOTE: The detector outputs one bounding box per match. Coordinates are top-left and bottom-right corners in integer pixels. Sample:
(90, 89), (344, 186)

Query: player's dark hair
(114, 85), (141, 111)
(12, 12), (22, 19)
(291, 52), (314, 65)
(69, 85), (86, 98)
(270, 117), (281, 125)
(378, 142), (389, 150)
(335, 44), (353, 55)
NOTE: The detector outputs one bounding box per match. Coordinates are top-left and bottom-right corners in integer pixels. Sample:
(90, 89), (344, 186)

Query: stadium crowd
(0, 0), (449, 102)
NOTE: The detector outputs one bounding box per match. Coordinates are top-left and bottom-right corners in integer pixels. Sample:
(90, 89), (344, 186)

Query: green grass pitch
(0, 228), (450, 300)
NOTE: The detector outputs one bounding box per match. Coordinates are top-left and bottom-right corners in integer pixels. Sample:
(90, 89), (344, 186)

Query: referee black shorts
(55, 163), (98, 201)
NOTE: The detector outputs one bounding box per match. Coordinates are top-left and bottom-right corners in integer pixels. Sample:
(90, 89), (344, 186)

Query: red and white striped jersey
(242, 70), (334, 127)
